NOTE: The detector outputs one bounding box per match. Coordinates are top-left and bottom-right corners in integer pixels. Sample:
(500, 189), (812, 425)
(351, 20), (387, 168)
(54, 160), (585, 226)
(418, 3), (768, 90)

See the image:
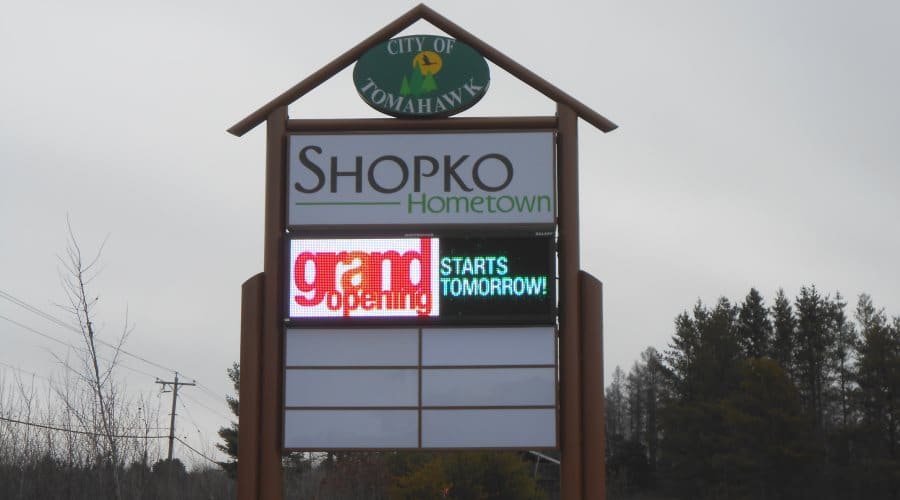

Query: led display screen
(287, 236), (555, 324)
(289, 238), (440, 319)
(438, 236), (554, 323)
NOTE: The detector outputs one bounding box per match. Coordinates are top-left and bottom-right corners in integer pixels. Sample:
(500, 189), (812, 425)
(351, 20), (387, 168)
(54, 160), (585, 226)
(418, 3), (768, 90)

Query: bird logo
(413, 51), (443, 75)
(400, 51), (443, 97)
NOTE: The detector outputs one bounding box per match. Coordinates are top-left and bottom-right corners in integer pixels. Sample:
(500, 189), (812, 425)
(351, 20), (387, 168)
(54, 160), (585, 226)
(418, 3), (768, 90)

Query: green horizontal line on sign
(295, 201), (401, 206)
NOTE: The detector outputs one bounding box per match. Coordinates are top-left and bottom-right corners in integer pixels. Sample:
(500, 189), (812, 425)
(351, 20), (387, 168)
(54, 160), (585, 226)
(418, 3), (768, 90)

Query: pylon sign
(231, 6), (615, 499)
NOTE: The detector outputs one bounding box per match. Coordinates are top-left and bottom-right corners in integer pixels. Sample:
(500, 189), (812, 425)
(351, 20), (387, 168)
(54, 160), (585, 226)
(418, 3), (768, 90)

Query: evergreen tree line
(605, 287), (900, 499)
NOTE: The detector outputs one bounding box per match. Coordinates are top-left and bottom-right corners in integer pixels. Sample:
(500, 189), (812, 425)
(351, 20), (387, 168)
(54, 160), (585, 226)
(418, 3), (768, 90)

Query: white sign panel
(287, 131), (555, 226)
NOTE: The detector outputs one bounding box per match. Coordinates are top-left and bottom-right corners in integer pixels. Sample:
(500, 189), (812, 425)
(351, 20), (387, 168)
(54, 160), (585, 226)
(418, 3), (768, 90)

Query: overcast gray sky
(2, 0), (899, 466)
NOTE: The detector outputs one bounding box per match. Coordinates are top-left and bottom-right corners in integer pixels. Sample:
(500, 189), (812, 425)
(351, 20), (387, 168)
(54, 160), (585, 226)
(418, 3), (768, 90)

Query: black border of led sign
(284, 232), (556, 326)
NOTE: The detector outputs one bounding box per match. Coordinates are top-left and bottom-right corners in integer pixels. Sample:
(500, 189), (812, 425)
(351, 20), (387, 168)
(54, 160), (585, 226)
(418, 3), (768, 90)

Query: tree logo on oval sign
(353, 35), (490, 118)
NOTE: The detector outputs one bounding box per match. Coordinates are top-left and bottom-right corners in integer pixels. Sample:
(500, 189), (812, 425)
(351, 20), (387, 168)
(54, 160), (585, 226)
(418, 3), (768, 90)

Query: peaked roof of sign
(228, 3), (617, 137)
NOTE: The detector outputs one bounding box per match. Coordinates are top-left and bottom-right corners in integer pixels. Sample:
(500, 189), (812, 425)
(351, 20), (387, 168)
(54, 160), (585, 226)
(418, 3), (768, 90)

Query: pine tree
(794, 285), (836, 433)
(854, 295), (900, 497)
(663, 309), (701, 400)
(737, 288), (773, 359)
(399, 76), (411, 96)
(771, 288), (797, 379)
(421, 74), (438, 94)
(605, 366), (627, 456)
(663, 298), (742, 400)
(720, 357), (811, 499)
(626, 361), (646, 443)
(409, 62), (425, 97)
(697, 297), (742, 400)
(830, 292), (857, 433)
(640, 348), (664, 472)
(613, 361), (654, 494)
(660, 299), (743, 498)
(792, 286), (842, 498)
(216, 363), (240, 478)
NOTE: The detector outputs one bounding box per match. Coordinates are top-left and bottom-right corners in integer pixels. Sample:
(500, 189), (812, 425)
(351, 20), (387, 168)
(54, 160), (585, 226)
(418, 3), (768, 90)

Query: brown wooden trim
(552, 131), (560, 221)
(288, 324), (556, 332)
(421, 364), (556, 370)
(285, 405), (556, 411)
(422, 405), (556, 410)
(555, 326), (561, 451)
(418, 328), (423, 448)
(580, 272), (606, 499)
(237, 273), (264, 500)
(284, 364), (554, 370)
(285, 365), (419, 370)
(286, 326), (420, 333)
(228, 5), (617, 137)
(261, 107), (287, 500)
(557, 102), (583, 499)
(285, 116), (557, 132)
(283, 446), (558, 452)
(286, 406), (419, 411)
(285, 224), (555, 237)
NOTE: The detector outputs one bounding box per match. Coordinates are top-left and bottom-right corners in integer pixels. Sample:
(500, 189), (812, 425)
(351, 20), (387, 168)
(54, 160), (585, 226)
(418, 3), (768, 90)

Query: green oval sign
(353, 35), (490, 118)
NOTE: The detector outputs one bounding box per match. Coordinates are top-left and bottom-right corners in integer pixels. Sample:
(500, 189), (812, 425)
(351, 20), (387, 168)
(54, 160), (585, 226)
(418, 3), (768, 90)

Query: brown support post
(580, 272), (606, 499)
(260, 107), (287, 499)
(558, 102), (583, 499)
(238, 273), (264, 500)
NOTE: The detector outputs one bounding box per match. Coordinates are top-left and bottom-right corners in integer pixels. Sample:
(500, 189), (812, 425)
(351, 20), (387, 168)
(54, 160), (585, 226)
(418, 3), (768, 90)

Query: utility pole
(156, 372), (196, 461)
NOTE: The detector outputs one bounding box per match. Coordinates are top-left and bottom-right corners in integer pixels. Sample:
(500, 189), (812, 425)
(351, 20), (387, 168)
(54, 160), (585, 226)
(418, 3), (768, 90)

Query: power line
(0, 289), (81, 333)
(174, 436), (220, 466)
(177, 397), (220, 463)
(176, 389), (232, 468)
(0, 360), (55, 384)
(0, 289), (228, 412)
(0, 414), (221, 468)
(1, 313), (80, 352)
(0, 314), (161, 380)
(0, 414), (169, 440)
(193, 381), (227, 402)
(178, 397), (205, 437)
(0, 288), (178, 375)
(180, 392), (231, 421)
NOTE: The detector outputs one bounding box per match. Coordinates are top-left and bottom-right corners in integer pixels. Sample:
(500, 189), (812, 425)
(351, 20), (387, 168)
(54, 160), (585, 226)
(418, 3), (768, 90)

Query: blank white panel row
(421, 327), (555, 366)
(285, 369), (417, 407)
(284, 410), (418, 449)
(283, 409), (556, 449)
(286, 368), (553, 407)
(422, 368), (555, 406)
(286, 329), (418, 366)
(285, 327), (555, 367)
